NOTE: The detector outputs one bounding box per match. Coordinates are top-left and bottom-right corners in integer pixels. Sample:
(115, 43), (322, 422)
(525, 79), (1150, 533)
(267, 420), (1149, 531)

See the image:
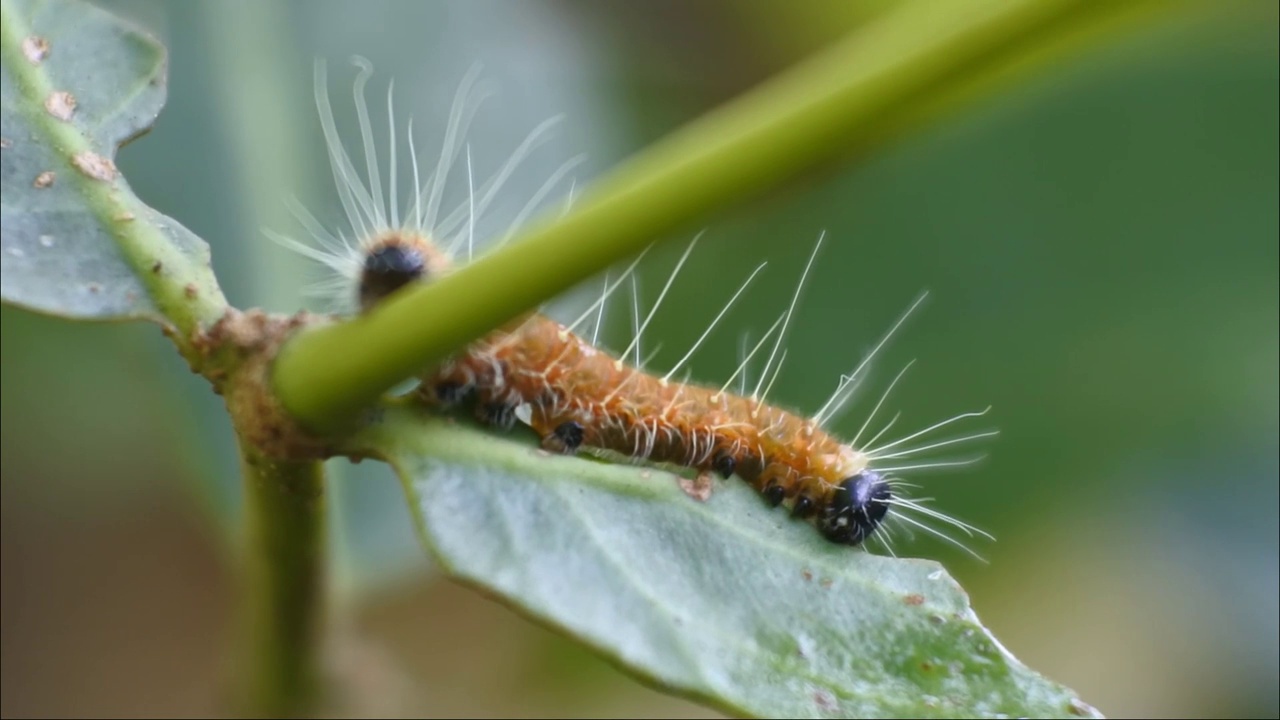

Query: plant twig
(236, 445), (327, 718)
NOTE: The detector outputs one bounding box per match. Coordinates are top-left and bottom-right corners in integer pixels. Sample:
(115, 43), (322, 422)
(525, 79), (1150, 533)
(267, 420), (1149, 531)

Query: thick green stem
(237, 445), (327, 718)
(272, 0), (1170, 434)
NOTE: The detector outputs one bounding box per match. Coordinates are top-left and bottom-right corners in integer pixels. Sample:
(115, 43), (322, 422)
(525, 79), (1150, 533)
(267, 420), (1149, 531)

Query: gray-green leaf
(0, 0), (222, 326)
(357, 405), (1104, 719)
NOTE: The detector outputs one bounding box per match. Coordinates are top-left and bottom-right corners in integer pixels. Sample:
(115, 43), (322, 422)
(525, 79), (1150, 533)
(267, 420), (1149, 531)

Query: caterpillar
(274, 58), (996, 556)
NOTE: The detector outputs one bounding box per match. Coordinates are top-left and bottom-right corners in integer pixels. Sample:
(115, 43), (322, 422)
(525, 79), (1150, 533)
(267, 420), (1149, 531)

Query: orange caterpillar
(356, 231), (992, 550)
(425, 307), (891, 546)
(275, 59), (996, 554)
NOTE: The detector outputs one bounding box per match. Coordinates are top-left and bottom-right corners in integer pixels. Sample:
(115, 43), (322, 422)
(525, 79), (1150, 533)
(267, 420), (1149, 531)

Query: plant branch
(236, 444), (328, 718)
(272, 0), (1171, 433)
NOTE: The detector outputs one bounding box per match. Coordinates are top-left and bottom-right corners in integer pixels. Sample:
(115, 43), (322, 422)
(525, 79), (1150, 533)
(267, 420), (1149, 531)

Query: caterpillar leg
(432, 379), (473, 407)
(540, 420), (584, 454)
(478, 401), (518, 431)
(790, 494), (818, 519)
(761, 482), (786, 507)
(711, 450), (736, 479)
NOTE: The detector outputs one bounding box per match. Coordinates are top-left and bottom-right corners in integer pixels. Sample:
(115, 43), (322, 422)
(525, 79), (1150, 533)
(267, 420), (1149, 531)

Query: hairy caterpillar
(274, 58), (996, 556)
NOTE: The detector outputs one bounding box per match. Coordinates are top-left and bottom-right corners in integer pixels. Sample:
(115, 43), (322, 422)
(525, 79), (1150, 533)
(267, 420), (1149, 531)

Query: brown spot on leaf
(22, 36), (50, 64)
(87, 283), (101, 294)
(812, 690), (836, 711)
(678, 471), (714, 501)
(71, 152), (117, 181)
(184, 284), (198, 299)
(802, 569), (813, 581)
(33, 171), (55, 188)
(44, 91), (76, 121)
(820, 578), (833, 588)
(151, 261), (163, 273)
(903, 593), (926, 606)
(116, 211), (136, 222)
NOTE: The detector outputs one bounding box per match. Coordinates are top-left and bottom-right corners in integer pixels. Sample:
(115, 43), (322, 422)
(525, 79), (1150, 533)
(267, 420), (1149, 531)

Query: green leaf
(0, 0), (224, 329)
(356, 404), (1104, 719)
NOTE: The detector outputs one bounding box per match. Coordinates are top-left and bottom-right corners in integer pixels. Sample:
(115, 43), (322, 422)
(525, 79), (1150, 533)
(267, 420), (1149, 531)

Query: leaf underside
(0, 0), (212, 322)
(356, 404), (1103, 720)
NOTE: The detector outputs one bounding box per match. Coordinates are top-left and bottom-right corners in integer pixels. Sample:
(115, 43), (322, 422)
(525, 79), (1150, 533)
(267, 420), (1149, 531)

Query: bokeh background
(2, 1), (1276, 718)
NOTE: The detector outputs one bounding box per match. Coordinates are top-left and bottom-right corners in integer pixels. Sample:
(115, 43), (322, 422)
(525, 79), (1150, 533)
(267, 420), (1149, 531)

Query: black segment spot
(359, 243), (426, 310)
(483, 402), (517, 432)
(712, 451), (736, 479)
(817, 471), (891, 546)
(552, 421), (585, 453)
(791, 495), (815, 519)
(763, 483), (785, 507)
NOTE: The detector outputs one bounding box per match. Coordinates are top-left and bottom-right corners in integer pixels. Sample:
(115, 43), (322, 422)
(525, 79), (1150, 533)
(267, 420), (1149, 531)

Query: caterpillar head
(356, 233), (452, 312)
(818, 470), (891, 546)
(359, 242), (425, 310)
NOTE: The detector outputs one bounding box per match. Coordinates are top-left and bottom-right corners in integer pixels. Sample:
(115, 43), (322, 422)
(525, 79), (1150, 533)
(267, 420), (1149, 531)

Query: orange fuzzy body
(419, 312), (869, 513)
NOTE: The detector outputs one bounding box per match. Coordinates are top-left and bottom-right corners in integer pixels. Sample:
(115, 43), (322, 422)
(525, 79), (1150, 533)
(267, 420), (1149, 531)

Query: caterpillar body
(276, 59), (996, 556)
(423, 306), (892, 546)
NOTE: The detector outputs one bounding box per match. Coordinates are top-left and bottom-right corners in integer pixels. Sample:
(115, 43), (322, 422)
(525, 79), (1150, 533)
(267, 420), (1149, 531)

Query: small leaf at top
(0, 0), (221, 325)
(355, 405), (1104, 719)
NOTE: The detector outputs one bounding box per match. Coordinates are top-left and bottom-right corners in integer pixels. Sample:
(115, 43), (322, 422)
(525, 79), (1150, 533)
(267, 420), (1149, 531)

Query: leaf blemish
(151, 260), (163, 273)
(813, 689), (837, 711)
(44, 91), (77, 121)
(33, 171), (55, 188)
(71, 152), (117, 181)
(678, 472), (713, 501)
(903, 593), (926, 606)
(184, 283), (198, 299)
(22, 35), (50, 64)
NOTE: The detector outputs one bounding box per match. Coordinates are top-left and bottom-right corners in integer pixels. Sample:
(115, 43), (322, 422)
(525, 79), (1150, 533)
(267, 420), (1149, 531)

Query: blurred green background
(2, 1), (1276, 717)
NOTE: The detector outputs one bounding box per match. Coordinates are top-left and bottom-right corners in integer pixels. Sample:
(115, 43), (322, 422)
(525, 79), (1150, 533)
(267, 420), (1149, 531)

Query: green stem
(272, 0), (1171, 433)
(237, 445), (327, 718)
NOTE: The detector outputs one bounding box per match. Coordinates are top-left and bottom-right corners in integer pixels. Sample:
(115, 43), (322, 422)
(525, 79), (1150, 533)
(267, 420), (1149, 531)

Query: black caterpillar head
(817, 470), (891, 547)
(359, 242), (427, 311)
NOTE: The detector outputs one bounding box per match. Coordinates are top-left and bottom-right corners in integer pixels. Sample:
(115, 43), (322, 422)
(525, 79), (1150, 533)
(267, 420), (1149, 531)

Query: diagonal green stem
(272, 0), (1171, 433)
